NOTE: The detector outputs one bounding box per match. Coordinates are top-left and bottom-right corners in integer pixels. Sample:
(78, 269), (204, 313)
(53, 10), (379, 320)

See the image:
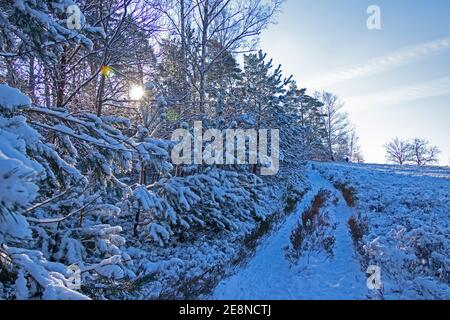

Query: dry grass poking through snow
(317, 162), (450, 299)
(285, 190), (336, 264)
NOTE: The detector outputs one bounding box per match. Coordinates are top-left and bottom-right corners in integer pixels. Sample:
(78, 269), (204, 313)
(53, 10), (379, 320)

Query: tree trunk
(44, 69), (51, 108)
(56, 48), (67, 107)
(180, 0), (189, 103)
(199, 0), (209, 115)
(28, 56), (36, 101)
(96, 73), (106, 117)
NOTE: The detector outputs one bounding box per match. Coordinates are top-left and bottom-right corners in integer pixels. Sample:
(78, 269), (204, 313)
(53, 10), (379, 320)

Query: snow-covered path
(212, 166), (369, 300)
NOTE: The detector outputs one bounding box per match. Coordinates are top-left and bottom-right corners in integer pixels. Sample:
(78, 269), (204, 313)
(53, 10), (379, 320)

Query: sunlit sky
(260, 0), (450, 165)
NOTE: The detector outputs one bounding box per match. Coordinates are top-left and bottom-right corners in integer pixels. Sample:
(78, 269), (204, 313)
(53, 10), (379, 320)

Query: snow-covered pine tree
(0, 1), (134, 299)
(0, 84), (91, 300)
(293, 86), (328, 160)
(237, 50), (307, 170)
(0, 0), (102, 62)
(239, 51), (287, 128)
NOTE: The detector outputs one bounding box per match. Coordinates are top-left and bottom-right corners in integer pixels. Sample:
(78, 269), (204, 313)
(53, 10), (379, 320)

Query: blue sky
(260, 0), (450, 165)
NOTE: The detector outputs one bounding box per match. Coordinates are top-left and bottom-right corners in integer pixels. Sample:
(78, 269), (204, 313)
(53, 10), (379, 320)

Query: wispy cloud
(308, 37), (450, 87)
(345, 76), (450, 109)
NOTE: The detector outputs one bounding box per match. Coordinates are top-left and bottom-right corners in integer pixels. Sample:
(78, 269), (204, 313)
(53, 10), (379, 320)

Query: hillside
(212, 162), (450, 300)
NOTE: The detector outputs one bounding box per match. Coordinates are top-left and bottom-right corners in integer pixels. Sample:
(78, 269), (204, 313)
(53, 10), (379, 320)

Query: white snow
(212, 165), (368, 300)
(0, 84), (31, 111)
(211, 162), (450, 300)
(316, 162), (450, 300)
(7, 247), (90, 300)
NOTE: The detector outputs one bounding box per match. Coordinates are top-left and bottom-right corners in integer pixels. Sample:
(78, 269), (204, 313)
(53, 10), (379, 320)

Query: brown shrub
(285, 186), (308, 213)
(157, 265), (225, 300)
(243, 216), (275, 251)
(301, 191), (328, 229)
(285, 222), (306, 263)
(348, 216), (368, 242)
(323, 236), (336, 254)
(286, 190), (334, 263)
(334, 182), (357, 207)
(290, 223), (305, 252)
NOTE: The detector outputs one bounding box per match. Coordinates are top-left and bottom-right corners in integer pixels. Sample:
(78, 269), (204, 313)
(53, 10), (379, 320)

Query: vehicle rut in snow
(212, 166), (369, 300)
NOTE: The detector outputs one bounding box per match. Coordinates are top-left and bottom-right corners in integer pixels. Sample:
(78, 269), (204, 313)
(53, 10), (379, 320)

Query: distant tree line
(385, 138), (441, 166)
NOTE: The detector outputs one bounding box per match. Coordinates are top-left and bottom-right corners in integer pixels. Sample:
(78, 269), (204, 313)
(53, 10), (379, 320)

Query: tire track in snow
(212, 165), (369, 300)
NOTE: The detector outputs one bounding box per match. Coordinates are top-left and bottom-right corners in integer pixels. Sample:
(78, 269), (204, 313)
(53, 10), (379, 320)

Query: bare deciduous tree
(411, 138), (441, 166)
(348, 128), (364, 163)
(385, 138), (441, 166)
(160, 0), (283, 114)
(315, 92), (349, 161)
(385, 138), (413, 165)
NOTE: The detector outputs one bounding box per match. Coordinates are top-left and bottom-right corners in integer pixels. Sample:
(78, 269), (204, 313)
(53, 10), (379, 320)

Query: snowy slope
(212, 162), (450, 300)
(212, 164), (369, 300)
(316, 162), (450, 300)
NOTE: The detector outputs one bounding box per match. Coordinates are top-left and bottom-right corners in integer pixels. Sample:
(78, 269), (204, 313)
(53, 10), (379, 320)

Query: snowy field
(316, 162), (450, 299)
(212, 166), (369, 300)
(212, 162), (449, 300)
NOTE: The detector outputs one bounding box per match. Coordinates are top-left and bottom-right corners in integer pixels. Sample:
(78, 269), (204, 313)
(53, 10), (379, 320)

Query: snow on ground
(211, 162), (449, 300)
(0, 84), (31, 111)
(116, 166), (309, 300)
(212, 164), (369, 300)
(316, 162), (450, 300)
